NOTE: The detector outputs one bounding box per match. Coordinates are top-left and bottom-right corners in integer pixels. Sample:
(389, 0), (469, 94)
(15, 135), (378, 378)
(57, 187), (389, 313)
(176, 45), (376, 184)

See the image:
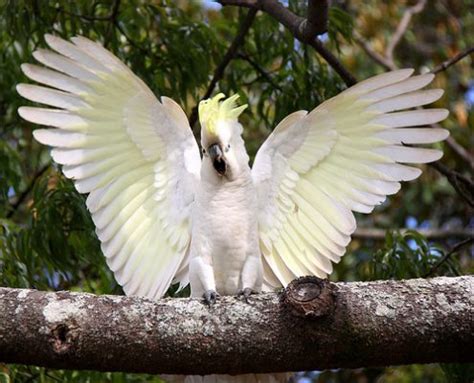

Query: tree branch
(1, 276), (473, 375)
(353, 228), (474, 241)
(303, 0), (329, 37)
(189, 8), (258, 130)
(445, 135), (474, 171)
(219, 0), (357, 86)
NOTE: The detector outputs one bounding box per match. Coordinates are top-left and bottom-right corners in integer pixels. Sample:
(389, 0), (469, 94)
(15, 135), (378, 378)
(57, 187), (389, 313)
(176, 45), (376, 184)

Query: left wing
(252, 69), (449, 289)
(17, 35), (201, 299)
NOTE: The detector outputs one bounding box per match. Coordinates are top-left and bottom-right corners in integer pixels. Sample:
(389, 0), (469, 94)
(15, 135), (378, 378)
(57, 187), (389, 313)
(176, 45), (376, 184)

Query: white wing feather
(18, 34), (201, 299)
(253, 69), (449, 288)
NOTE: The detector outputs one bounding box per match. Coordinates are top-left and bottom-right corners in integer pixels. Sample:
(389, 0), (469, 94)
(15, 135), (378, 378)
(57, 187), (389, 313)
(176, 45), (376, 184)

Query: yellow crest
(198, 93), (247, 137)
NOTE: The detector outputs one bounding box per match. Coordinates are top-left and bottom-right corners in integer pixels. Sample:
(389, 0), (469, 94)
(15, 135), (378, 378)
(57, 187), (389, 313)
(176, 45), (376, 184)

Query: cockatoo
(17, 35), (449, 382)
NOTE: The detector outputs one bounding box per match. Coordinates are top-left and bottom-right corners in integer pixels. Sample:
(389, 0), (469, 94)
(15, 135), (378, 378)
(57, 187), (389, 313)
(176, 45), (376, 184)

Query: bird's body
(17, 34), (450, 383)
(190, 161), (262, 297)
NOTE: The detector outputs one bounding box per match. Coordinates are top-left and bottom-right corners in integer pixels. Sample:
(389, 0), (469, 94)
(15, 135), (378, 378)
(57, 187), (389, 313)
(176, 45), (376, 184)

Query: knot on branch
(50, 322), (79, 354)
(281, 276), (334, 319)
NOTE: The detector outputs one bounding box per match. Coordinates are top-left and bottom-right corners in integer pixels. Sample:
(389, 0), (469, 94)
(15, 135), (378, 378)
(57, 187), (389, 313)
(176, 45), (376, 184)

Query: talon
(203, 290), (219, 306)
(238, 287), (257, 303)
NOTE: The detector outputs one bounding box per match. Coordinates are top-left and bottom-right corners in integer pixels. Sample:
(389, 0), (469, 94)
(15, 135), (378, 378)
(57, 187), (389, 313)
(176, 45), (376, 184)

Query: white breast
(192, 174), (259, 295)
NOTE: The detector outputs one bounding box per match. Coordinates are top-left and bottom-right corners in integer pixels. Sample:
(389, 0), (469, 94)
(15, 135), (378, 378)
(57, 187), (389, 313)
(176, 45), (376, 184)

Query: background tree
(0, 0), (472, 382)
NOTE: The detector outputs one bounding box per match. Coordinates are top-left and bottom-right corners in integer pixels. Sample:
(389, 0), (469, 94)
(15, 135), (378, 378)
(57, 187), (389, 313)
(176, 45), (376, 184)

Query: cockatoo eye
(225, 144), (230, 152)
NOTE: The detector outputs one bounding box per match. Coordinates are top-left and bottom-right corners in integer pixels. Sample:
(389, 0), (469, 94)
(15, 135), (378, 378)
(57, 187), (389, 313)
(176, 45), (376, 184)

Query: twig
(7, 164), (50, 219)
(104, 0), (121, 47)
(54, 1), (120, 22)
(189, 8), (258, 130)
(354, 228), (474, 241)
(431, 46), (474, 74)
(353, 31), (396, 71)
(385, 0), (427, 65)
(429, 161), (474, 208)
(113, 20), (150, 55)
(237, 53), (283, 91)
(424, 238), (474, 277)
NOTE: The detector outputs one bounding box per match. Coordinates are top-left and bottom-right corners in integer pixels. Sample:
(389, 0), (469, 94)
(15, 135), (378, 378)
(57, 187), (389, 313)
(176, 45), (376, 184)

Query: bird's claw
(238, 287), (257, 303)
(203, 290), (219, 306)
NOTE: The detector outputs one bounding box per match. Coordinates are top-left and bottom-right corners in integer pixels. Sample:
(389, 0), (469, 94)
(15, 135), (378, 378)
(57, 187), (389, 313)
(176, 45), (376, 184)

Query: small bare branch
(432, 121), (474, 171)
(54, 0), (121, 22)
(445, 135), (474, 171)
(431, 46), (474, 74)
(353, 31), (396, 71)
(385, 0), (427, 65)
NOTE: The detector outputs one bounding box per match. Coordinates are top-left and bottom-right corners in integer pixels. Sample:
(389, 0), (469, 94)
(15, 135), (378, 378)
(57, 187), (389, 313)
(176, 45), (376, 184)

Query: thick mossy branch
(0, 276), (473, 375)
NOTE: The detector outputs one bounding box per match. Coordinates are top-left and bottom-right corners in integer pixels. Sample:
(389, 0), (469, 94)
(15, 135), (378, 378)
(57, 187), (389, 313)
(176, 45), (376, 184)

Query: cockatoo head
(199, 93), (248, 178)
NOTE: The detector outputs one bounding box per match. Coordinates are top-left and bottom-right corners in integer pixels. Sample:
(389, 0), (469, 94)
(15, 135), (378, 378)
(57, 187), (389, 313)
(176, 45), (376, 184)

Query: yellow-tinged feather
(198, 93), (247, 137)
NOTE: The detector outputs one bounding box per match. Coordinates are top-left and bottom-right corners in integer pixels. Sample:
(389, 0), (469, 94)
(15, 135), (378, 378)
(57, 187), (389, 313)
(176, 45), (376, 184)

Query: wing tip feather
(431, 88), (444, 101)
(32, 128), (51, 146)
(44, 33), (60, 47)
(17, 106), (31, 121)
(16, 83), (28, 98)
(397, 68), (415, 77)
(20, 63), (32, 77)
(437, 108), (450, 121)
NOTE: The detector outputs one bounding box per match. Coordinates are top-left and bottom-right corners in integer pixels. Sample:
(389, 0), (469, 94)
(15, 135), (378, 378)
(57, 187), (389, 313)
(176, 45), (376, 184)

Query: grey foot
(238, 287), (258, 303)
(203, 290), (219, 306)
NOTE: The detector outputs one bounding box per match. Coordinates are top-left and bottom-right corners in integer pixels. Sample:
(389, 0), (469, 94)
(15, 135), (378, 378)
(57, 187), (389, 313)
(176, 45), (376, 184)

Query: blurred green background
(0, 0), (472, 382)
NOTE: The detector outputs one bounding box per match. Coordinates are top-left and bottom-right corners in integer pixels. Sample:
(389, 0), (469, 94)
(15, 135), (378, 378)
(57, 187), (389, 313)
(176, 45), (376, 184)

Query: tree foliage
(0, 0), (472, 382)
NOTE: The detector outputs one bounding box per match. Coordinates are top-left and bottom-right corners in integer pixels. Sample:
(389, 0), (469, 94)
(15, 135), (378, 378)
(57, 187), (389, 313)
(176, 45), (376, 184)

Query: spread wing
(252, 69), (449, 289)
(17, 35), (201, 299)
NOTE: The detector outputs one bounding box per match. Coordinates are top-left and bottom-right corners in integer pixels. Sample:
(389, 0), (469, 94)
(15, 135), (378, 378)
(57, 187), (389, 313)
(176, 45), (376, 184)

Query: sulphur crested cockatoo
(18, 34), (448, 381)
(17, 34), (450, 300)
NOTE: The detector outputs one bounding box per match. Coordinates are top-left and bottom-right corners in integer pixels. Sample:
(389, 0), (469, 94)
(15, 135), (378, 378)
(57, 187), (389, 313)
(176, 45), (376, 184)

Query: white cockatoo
(18, 35), (449, 382)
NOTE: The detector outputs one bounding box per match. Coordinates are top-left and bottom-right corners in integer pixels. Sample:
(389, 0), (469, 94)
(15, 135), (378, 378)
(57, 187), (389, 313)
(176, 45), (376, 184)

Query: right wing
(17, 35), (201, 300)
(252, 69), (449, 288)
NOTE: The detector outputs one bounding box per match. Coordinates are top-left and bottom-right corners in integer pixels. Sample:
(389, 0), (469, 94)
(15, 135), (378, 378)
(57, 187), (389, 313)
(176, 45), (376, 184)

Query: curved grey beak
(208, 143), (227, 176)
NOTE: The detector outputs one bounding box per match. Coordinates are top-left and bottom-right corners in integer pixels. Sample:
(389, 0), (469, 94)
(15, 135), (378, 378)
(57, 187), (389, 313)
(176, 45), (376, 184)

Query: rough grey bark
(0, 276), (473, 375)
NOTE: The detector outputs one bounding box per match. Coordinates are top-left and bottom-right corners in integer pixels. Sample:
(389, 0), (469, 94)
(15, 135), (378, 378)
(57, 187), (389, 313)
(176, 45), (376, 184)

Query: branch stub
(281, 276), (334, 319)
